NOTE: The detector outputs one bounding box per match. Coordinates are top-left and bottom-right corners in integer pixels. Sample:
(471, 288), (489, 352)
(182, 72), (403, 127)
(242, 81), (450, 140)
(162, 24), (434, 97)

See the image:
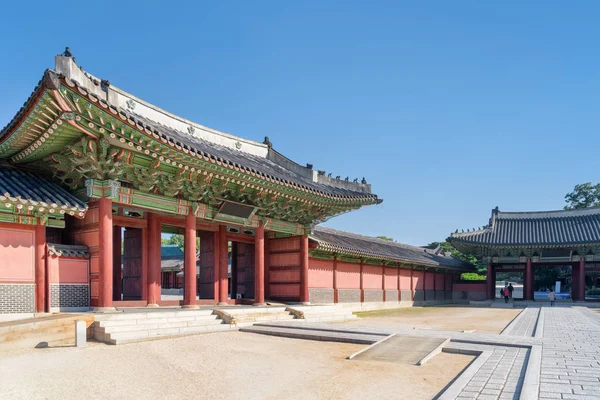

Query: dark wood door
(236, 242), (255, 299)
(197, 231), (215, 299)
(122, 228), (143, 300)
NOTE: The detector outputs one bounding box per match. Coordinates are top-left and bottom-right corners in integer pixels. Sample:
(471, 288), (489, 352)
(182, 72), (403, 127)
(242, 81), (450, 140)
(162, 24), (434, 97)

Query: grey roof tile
(310, 226), (473, 270)
(0, 166), (87, 212)
(450, 207), (600, 247)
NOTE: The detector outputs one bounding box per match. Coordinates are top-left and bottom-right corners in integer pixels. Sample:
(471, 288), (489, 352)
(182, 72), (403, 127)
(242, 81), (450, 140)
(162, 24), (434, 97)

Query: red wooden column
(333, 256), (338, 303)
(487, 261), (494, 300)
(34, 220), (46, 313)
(359, 260), (364, 303)
(300, 235), (310, 303)
(524, 259), (533, 301)
(264, 236), (270, 300)
(112, 226), (122, 301)
(217, 225), (228, 305)
(578, 258), (586, 301)
(410, 266), (414, 301)
(433, 269), (437, 301)
(98, 197), (114, 309)
(381, 262), (386, 302)
(146, 213), (161, 306)
(254, 222), (265, 305)
(183, 209), (197, 308)
(423, 269), (428, 301)
(397, 265), (401, 301)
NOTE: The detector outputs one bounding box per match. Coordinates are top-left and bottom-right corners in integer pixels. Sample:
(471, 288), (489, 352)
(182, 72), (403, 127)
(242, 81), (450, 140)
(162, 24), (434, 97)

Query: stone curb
(534, 308), (545, 338)
(346, 333), (396, 360)
(500, 307), (527, 335)
(417, 337), (450, 365)
(519, 345), (541, 400)
(437, 350), (491, 400)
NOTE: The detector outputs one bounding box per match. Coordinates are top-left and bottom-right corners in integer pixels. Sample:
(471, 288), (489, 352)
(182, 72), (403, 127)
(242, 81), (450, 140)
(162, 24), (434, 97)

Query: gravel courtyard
(0, 330), (472, 400)
(352, 306), (520, 333)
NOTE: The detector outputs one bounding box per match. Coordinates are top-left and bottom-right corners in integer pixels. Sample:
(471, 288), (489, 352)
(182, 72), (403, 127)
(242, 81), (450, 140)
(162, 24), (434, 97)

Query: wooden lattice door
(122, 228), (143, 300)
(235, 242), (255, 299)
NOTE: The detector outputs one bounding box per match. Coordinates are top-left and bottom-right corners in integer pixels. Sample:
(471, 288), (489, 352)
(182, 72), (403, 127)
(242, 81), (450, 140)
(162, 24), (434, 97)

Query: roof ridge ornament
(187, 125), (195, 135)
(59, 47), (75, 62)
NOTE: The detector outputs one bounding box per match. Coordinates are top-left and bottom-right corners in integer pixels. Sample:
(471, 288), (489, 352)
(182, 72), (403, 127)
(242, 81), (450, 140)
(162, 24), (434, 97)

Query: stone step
(97, 314), (219, 327)
(94, 309), (214, 321)
(107, 323), (234, 345)
(240, 325), (384, 344)
(0, 314), (94, 349)
(99, 318), (225, 335)
(302, 314), (357, 323)
(230, 313), (295, 323)
(216, 307), (287, 315)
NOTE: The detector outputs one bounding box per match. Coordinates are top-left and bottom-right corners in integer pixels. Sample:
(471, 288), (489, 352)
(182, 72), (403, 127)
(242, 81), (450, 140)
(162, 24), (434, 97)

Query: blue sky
(1, 1), (598, 245)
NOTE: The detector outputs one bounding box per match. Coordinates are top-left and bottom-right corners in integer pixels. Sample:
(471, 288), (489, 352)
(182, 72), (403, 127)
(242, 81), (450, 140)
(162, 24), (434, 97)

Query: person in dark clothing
(503, 286), (510, 303)
(508, 283), (514, 299)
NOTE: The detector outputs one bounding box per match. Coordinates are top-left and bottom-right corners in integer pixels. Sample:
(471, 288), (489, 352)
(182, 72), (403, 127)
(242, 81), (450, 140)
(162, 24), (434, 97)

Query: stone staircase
(285, 305), (357, 323)
(0, 314), (95, 350)
(213, 306), (296, 327)
(93, 309), (232, 345)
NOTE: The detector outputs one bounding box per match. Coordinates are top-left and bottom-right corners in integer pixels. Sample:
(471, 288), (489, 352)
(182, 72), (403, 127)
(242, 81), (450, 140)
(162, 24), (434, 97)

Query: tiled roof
(131, 112), (378, 201)
(161, 245), (183, 258)
(310, 226), (473, 270)
(449, 207), (600, 247)
(0, 166), (87, 215)
(47, 243), (89, 258)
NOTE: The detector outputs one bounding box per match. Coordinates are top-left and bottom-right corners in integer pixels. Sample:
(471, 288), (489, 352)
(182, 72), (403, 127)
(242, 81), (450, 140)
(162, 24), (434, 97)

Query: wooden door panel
(123, 228), (143, 300)
(236, 242), (255, 299)
(197, 231), (214, 299)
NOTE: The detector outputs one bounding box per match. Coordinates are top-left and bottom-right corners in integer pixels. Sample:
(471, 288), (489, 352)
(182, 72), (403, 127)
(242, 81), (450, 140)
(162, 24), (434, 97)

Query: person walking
(548, 288), (556, 307)
(508, 283), (514, 299)
(503, 286), (510, 303)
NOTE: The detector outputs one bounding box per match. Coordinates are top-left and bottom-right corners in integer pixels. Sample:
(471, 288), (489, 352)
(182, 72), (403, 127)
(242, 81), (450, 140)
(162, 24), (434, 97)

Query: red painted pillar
(218, 225), (228, 305)
(147, 213), (161, 306)
(333, 256), (338, 303)
(423, 269), (427, 298)
(487, 261), (494, 300)
(34, 220), (46, 313)
(381, 262), (386, 302)
(98, 197), (114, 309)
(254, 222), (265, 305)
(578, 258), (586, 301)
(183, 209), (197, 307)
(359, 260), (365, 303)
(397, 265), (401, 301)
(410, 266), (414, 301)
(525, 259), (533, 301)
(112, 226), (122, 301)
(300, 235), (309, 303)
(264, 236), (270, 300)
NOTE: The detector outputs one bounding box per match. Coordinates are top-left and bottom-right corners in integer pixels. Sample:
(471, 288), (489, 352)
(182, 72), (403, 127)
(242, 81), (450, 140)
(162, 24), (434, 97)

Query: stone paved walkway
(501, 308), (539, 338)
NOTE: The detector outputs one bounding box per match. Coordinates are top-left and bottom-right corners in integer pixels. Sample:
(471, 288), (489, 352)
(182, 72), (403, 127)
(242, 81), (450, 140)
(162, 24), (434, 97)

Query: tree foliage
(376, 235), (394, 241)
(428, 241), (487, 279)
(564, 183), (600, 210)
(161, 234), (200, 252)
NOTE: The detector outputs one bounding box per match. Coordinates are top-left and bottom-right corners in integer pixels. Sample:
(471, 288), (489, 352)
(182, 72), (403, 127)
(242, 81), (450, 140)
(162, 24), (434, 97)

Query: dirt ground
(0, 331), (472, 400)
(353, 306), (520, 333)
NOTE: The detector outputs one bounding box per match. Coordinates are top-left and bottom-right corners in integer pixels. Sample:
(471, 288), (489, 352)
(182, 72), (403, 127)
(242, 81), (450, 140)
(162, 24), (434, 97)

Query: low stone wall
(338, 289), (360, 303)
(385, 290), (399, 302)
(363, 289), (383, 302)
(0, 284), (35, 314)
(413, 289), (425, 301)
(309, 288), (334, 304)
(435, 290), (445, 300)
(400, 290), (412, 301)
(50, 284), (89, 311)
(425, 289), (435, 301)
(452, 282), (487, 303)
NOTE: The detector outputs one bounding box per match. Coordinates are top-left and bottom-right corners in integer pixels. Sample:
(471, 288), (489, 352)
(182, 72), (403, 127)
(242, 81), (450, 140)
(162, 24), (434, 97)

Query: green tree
(564, 183), (600, 210)
(428, 241), (487, 279)
(376, 236), (394, 241)
(161, 234), (200, 252)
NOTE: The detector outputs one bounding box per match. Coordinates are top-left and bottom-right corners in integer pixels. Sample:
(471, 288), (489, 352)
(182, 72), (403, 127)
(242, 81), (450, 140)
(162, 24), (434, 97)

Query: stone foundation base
(0, 284), (35, 314)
